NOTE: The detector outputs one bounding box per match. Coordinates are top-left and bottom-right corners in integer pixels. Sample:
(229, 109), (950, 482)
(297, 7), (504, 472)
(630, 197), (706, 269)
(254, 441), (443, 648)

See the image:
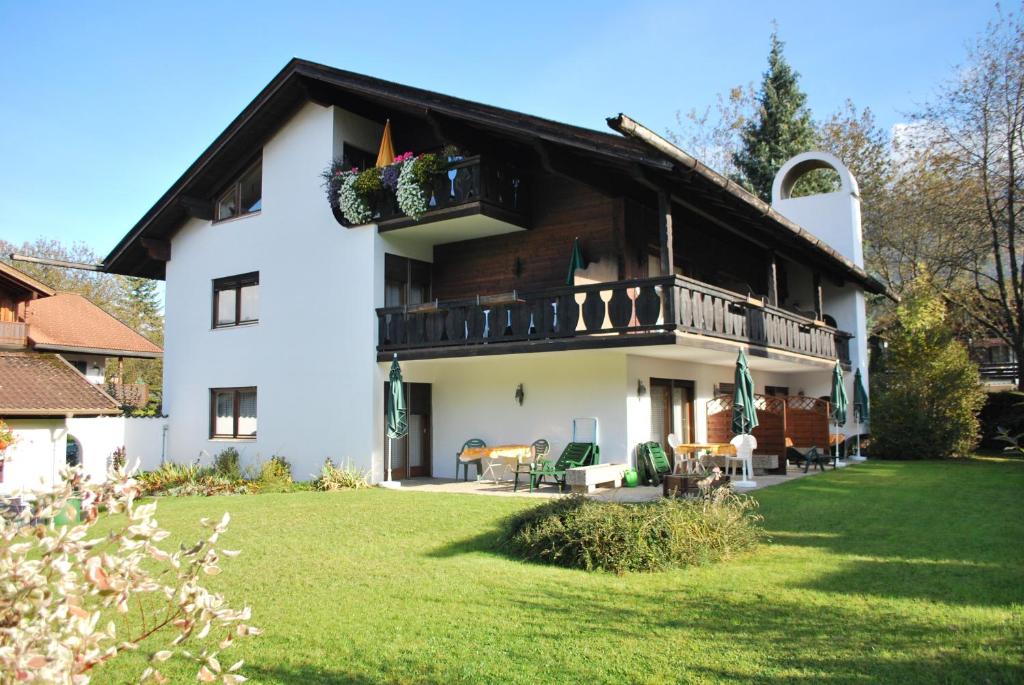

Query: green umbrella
(732, 350), (759, 435)
(853, 368), (869, 424)
(386, 355), (408, 440)
(566, 237), (587, 285)
(830, 362), (848, 427)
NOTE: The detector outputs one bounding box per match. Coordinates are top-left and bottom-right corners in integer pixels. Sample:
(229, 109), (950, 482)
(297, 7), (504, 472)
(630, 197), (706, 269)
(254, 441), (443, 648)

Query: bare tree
(919, 3), (1024, 388)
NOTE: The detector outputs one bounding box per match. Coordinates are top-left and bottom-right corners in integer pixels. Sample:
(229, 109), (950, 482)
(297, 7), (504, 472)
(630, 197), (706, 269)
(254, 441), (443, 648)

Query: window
(384, 254), (431, 307)
(215, 160), (262, 221)
(715, 382), (735, 397)
(343, 143), (375, 172)
(765, 386), (789, 397)
(210, 387), (257, 439)
(213, 272), (259, 328)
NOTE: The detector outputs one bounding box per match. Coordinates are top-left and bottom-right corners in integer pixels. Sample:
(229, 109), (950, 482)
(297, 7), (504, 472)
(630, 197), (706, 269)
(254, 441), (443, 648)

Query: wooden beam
(179, 195), (213, 221)
(813, 272), (824, 319)
(658, 190), (674, 277)
(140, 238), (171, 262)
(767, 252), (779, 307)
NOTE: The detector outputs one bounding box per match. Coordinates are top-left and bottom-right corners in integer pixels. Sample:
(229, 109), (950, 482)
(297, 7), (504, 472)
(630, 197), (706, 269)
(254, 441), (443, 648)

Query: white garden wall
(1, 419), (67, 495)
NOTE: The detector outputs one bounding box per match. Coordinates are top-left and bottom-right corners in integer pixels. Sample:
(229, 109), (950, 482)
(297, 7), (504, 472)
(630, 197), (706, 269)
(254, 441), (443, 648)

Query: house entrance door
(384, 382), (432, 479)
(649, 378), (695, 469)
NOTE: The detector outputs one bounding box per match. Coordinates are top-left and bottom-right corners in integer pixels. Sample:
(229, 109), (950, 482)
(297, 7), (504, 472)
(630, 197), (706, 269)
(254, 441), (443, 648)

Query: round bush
(504, 493), (763, 574)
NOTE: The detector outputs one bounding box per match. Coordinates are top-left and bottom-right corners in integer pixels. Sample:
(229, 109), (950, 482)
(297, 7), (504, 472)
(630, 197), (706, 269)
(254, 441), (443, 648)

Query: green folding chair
(516, 442), (599, 492)
(637, 441), (672, 486)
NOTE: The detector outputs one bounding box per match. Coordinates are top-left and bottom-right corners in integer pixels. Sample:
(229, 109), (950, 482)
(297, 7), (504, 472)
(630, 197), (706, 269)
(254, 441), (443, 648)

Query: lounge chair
(515, 442), (598, 493)
(796, 446), (835, 473)
(637, 441), (672, 486)
(456, 438), (486, 481)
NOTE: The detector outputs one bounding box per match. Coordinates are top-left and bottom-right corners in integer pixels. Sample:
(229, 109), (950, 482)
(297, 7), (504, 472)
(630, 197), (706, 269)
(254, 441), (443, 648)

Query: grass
(93, 459), (1024, 684)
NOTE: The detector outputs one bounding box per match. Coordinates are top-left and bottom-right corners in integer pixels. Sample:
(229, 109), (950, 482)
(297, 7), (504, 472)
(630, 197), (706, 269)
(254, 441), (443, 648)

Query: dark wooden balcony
(376, 275), (852, 364)
(979, 362), (1019, 383)
(334, 155), (530, 231)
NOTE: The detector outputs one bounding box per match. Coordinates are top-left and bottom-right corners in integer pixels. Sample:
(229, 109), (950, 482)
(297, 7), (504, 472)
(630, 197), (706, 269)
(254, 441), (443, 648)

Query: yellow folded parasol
(376, 119), (395, 167)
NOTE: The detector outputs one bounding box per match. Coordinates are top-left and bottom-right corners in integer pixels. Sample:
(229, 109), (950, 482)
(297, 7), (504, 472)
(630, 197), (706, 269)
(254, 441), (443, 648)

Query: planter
(53, 496), (82, 526)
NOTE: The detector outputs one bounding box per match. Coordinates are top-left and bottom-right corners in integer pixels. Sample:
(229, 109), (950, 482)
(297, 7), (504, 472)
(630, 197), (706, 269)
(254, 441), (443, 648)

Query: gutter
(607, 113), (897, 301)
(33, 343), (162, 359)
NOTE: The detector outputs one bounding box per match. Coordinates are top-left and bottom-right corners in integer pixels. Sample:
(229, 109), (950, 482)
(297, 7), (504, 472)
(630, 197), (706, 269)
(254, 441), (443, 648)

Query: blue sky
(0, 0), (993, 258)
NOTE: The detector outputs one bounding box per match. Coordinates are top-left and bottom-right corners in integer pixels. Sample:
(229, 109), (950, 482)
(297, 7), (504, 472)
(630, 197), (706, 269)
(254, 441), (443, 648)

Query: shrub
(258, 455), (293, 491)
(0, 466), (259, 682)
(137, 461), (254, 497)
(315, 458), (370, 491)
(871, 284), (986, 459)
(504, 490), (764, 574)
(213, 446), (243, 480)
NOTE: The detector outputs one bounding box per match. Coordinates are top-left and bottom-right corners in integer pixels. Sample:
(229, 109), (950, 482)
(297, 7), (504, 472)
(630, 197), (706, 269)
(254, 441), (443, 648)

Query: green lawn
(94, 460), (1024, 684)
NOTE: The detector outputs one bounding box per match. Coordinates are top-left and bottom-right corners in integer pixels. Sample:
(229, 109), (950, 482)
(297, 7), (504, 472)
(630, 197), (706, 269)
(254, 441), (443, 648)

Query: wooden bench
(565, 463), (628, 494)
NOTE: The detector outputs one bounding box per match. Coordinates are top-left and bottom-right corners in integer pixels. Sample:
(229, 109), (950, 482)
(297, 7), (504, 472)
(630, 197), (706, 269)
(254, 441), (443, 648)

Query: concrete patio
(389, 460), (862, 501)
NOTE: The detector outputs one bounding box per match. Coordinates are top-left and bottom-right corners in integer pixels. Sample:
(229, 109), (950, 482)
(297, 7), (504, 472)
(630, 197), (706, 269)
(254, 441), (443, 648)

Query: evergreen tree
(732, 31), (831, 201)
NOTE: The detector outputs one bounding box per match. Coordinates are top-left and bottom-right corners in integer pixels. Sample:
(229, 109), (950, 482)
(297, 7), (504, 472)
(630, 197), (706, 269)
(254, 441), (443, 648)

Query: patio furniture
(516, 442), (598, 493)
(513, 439), (550, 486)
(788, 445), (835, 472)
(478, 444), (535, 483)
(663, 472), (731, 498)
(566, 463), (627, 493)
(726, 434), (757, 487)
(637, 441), (672, 486)
(456, 438), (486, 481)
(672, 443), (728, 474)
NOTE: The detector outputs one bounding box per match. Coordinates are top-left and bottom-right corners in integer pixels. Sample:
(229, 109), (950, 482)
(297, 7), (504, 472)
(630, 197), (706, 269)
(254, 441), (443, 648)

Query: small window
(210, 387), (257, 439)
(343, 143), (376, 172)
(215, 160), (262, 221)
(213, 273), (259, 328)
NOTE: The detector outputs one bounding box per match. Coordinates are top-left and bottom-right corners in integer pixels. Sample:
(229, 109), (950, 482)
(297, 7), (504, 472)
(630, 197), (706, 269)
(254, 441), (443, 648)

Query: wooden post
(117, 356), (124, 384)
(658, 190), (674, 277)
(813, 273), (824, 320)
(766, 252), (779, 307)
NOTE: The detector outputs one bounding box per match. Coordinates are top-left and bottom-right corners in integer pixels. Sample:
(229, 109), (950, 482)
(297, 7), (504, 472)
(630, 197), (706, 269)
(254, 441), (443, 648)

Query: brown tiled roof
(25, 293), (162, 357)
(0, 352), (120, 416)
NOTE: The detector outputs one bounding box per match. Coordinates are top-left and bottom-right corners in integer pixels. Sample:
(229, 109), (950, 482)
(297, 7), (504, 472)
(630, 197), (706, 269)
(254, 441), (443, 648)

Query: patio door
(384, 382), (432, 479)
(650, 378), (695, 468)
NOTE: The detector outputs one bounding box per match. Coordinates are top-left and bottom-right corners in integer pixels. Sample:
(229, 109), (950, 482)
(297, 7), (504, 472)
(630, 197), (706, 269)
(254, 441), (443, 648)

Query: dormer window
(215, 160), (262, 221)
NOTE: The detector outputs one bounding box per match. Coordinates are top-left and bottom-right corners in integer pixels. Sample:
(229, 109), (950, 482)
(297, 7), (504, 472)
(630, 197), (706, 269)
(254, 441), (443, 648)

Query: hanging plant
(0, 419), (15, 457)
(339, 171), (373, 225)
(396, 153), (446, 220)
(320, 159), (349, 211)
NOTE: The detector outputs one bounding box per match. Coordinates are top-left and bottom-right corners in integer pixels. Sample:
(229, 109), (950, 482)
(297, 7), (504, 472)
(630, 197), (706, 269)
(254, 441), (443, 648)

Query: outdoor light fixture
(514, 383), (525, 406)
(637, 379), (647, 396)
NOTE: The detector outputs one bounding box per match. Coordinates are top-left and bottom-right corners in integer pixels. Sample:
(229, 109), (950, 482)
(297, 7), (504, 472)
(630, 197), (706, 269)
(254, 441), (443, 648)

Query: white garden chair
(726, 434), (757, 487)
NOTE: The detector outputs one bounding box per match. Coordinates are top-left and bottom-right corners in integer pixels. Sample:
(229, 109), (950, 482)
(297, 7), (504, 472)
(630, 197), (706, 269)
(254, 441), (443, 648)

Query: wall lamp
(514, 383), (525, 406)
(637, 379), (647, 397)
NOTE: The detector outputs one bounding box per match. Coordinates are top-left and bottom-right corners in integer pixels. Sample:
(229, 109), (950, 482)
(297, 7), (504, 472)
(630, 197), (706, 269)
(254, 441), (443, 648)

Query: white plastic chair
(666, 433), (688, 473)
(727, 434), (757, 486)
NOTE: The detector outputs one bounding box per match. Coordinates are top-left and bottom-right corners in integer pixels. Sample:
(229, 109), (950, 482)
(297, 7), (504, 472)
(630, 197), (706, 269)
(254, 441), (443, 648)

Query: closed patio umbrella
(384, 354), (407, 487)
(830, 361), (848, 461)
(376, 119), (395, 168)
(732, 350), (759, 435)
(566, 237), (587, 285)
(853, 368), (869, 459)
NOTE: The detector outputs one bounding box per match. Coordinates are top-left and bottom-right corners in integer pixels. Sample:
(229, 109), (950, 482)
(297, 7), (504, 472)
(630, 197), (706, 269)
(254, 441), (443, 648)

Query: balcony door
(384, 382), (432, 479)
(650, 378), (694, 469)
(385, 254), (431, 308)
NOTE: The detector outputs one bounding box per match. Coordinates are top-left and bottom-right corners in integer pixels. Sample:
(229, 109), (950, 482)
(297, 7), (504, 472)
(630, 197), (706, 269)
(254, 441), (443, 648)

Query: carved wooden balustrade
(377, 275), (851, 363)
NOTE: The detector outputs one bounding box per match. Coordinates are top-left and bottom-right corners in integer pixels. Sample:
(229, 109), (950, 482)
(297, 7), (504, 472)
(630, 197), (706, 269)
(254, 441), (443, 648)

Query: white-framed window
(210, 387), (257, 439)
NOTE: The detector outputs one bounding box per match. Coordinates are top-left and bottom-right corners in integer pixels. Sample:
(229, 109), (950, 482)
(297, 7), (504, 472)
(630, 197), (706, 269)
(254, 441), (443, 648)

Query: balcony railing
(0, 321), (27, 348)
(334, 155), (530, 230)
(979, 362), (1019, 382)
(376, 275), (851, 363)
(106, 382), (150, 408)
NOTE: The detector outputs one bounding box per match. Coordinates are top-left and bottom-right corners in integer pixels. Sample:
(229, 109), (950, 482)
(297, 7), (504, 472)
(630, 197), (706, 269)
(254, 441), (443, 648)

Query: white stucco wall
(1, 419), (67, 494)
(162, 102), (388, 481)
(60, 354), (106, 385)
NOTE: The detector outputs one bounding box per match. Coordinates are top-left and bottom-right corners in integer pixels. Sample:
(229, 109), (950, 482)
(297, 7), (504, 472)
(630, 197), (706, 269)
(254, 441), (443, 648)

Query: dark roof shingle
(0, 352), (121, 416)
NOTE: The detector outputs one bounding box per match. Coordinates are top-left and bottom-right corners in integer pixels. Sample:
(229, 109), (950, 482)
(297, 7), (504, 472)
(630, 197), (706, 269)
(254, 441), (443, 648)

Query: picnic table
(459, 444), (534, 482)
(672, 443), (733, 474)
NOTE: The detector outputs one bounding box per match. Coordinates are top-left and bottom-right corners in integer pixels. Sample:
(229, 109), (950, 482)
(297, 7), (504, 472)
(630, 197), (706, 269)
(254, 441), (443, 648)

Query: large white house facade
(102, 60), (888, 482)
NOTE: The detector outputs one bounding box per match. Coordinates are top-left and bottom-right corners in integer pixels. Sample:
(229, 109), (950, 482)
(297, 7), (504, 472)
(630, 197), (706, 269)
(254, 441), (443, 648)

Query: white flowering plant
(396, 153), (445, 220)
(0, 465), (259, 684)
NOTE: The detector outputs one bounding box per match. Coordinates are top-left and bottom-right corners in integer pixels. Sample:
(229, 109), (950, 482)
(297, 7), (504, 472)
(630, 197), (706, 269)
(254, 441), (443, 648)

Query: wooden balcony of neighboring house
(333, 155), (530, 235)
(376, 274), (852, 365)
(0, 320), (28, 348)
(979, 362), (1020, 384)
(105, 382), (150, 409)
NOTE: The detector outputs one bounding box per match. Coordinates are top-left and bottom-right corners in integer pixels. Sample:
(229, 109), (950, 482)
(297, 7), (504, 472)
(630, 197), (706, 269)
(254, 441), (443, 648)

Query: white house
(101, 59), (888, 483)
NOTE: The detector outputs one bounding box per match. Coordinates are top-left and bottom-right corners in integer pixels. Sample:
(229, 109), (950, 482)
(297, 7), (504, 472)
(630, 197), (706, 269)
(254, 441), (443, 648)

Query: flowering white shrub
(338, 170), (372, 225)
(0, 466), (259, 683)
(395, 158), (429, 220)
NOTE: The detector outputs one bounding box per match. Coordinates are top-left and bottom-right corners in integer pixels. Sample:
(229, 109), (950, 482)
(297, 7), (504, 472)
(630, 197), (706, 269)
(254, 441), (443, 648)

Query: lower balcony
(0, 321), (27, 348)
(376, 275), (852, 364)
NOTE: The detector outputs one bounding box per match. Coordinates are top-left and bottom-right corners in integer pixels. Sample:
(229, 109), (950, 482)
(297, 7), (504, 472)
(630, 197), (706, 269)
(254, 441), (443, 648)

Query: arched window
(66, 435), (82, 467)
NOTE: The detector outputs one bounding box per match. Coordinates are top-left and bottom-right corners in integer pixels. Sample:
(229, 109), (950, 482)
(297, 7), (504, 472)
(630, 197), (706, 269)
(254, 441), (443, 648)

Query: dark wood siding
(432, 174), (622, 299)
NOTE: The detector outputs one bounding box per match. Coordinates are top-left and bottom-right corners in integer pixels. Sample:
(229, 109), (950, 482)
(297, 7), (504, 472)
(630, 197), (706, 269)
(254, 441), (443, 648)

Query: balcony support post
(767, 252), (779, 307)
(658, 190), (674, 277)
(813, 272), (824, 321)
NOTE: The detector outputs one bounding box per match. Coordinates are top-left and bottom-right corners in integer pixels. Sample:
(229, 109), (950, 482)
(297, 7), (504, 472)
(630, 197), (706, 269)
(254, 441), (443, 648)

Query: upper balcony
(333, 155), (530, 242)
(376, 275), (851, 365)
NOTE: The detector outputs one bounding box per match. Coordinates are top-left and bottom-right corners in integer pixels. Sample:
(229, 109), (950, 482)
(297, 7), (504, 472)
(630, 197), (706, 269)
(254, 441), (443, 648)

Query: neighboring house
(0, 261), (162, 406)
(0, 264), (166, 491)
(101, 59), (889, 482)
(0, 351), (120, 494)
(969, 337), (1020, 390)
